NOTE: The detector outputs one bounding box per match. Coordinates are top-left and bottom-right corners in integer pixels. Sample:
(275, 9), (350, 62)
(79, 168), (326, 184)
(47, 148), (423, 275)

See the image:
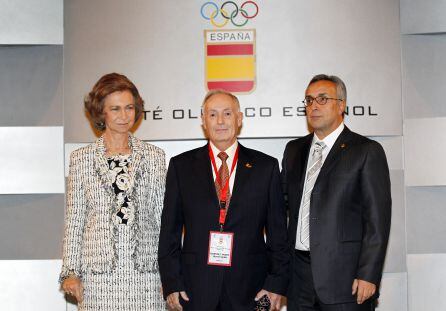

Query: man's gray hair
(308, 74), (347, 101)
(201, 89), (240, 112)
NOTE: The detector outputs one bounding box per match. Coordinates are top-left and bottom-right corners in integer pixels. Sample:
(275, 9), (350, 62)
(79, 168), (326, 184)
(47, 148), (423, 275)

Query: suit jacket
(60, 134), (166, 281)
(158, 143), (289, 310)
(281, 126), (391, 304)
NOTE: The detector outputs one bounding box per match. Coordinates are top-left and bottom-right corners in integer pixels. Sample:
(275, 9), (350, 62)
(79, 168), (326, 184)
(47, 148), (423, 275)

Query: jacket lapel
(317, 126), (353, 181)
(296, 135), (313, 192)
(93, 136), (115, 199)
(222, 143), (253, 227)
(128, 135), (143, 197)
(193, 144), (220, 206)
(229, 143), (252, 206)
(285, 135), (313, 218)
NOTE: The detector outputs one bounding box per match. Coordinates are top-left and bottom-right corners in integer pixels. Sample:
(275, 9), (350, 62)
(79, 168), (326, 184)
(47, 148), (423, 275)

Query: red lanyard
(208, 144), (239, 230)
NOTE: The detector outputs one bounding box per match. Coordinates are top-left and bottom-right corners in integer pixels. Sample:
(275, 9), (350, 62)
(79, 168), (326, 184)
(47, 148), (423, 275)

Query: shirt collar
(209, 140), (238, 160)
(313, 122), (344, 150)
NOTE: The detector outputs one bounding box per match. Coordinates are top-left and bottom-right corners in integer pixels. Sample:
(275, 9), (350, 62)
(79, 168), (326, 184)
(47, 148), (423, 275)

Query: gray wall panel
(383, 170), (406, 273)
(0, 194), (64, 259)
(404, 117), (446, 186)
(402, 35), (446, 119)
(374, 136), (403, 171)
(376, 273), (408, 311)
(0, 0), (63, 44)
(407, 254), (446, 310)
(401, 0), (446, 34)
(0, 127), (64, 194)
(0, 260), (65, 310)
(0, 46), (63, 126)
(401, 4), (446, 311)
(406, 186), (446, 254)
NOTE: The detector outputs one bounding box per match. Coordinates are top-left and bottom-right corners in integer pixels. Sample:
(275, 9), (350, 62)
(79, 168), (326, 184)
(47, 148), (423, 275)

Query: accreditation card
(207, 231), (234, 266)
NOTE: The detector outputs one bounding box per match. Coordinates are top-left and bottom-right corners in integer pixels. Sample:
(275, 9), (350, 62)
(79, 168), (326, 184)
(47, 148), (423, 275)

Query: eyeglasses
(302, 96), (343, 107)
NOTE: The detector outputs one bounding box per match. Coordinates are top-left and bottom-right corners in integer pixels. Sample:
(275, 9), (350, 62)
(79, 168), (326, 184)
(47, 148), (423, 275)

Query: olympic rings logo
(200, 1), (259, 28)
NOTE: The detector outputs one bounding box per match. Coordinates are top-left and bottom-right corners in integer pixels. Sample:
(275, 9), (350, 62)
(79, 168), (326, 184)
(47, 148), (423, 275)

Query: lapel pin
(245, 163), (252, 168)
(340, 143), (346, 149)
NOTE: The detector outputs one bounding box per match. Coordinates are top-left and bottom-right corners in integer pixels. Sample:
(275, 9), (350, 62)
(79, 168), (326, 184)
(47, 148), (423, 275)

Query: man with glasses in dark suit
(282, 74), (391, 310)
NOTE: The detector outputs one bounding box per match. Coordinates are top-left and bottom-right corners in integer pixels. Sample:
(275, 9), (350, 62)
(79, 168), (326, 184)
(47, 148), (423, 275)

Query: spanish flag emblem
(205, 29), (256, 94)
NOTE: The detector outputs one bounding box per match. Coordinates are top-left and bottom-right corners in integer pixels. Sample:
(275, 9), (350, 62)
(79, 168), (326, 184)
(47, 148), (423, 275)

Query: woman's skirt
(78, 225), (166, 310)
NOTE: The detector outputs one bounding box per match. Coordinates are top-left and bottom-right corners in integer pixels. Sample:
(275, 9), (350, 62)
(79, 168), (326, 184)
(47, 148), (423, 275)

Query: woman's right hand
(61, 276), (84, 303)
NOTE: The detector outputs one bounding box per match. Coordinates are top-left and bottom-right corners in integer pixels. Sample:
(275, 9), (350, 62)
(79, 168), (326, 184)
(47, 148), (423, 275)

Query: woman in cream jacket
(60, 73), (166, 310)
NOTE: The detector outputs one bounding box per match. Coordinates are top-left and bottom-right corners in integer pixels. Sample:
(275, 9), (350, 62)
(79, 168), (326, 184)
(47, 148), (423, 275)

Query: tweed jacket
(60, 134), (166, 281)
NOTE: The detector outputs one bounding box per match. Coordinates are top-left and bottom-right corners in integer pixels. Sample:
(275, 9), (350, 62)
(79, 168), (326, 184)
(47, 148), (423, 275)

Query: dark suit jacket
(158, 143), (289, 310)
(281, 126), (391, 304)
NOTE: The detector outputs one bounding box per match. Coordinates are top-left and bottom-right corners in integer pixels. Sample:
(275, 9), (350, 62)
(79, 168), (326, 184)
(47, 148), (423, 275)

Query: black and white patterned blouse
(107, 154), (134, 225)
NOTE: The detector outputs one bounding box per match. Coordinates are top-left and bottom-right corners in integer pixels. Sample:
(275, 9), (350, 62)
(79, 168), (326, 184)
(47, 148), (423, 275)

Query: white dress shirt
(209, 140), (238, 194)
(295, 123), (345, 250)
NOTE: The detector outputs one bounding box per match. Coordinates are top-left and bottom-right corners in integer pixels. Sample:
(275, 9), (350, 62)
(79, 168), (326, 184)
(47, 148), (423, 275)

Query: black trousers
(216, 285), (234, 311)
(287, 250), (376, 311)
(182, 283), (253, 311)
(181, 286), (234, 311)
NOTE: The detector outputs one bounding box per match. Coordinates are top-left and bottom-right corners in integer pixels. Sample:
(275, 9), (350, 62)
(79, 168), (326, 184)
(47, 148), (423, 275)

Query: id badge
(207, 231), (234, 266)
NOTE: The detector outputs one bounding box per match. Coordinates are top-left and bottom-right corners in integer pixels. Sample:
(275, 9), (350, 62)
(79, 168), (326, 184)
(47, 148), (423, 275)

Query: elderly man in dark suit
(282, 74), (391, 311)
(158, 90), (289, 311)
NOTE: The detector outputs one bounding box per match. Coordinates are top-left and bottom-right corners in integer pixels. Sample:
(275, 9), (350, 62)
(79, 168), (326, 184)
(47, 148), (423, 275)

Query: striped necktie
(215, 152), (231, 204)
(300, 141), (326, 249)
